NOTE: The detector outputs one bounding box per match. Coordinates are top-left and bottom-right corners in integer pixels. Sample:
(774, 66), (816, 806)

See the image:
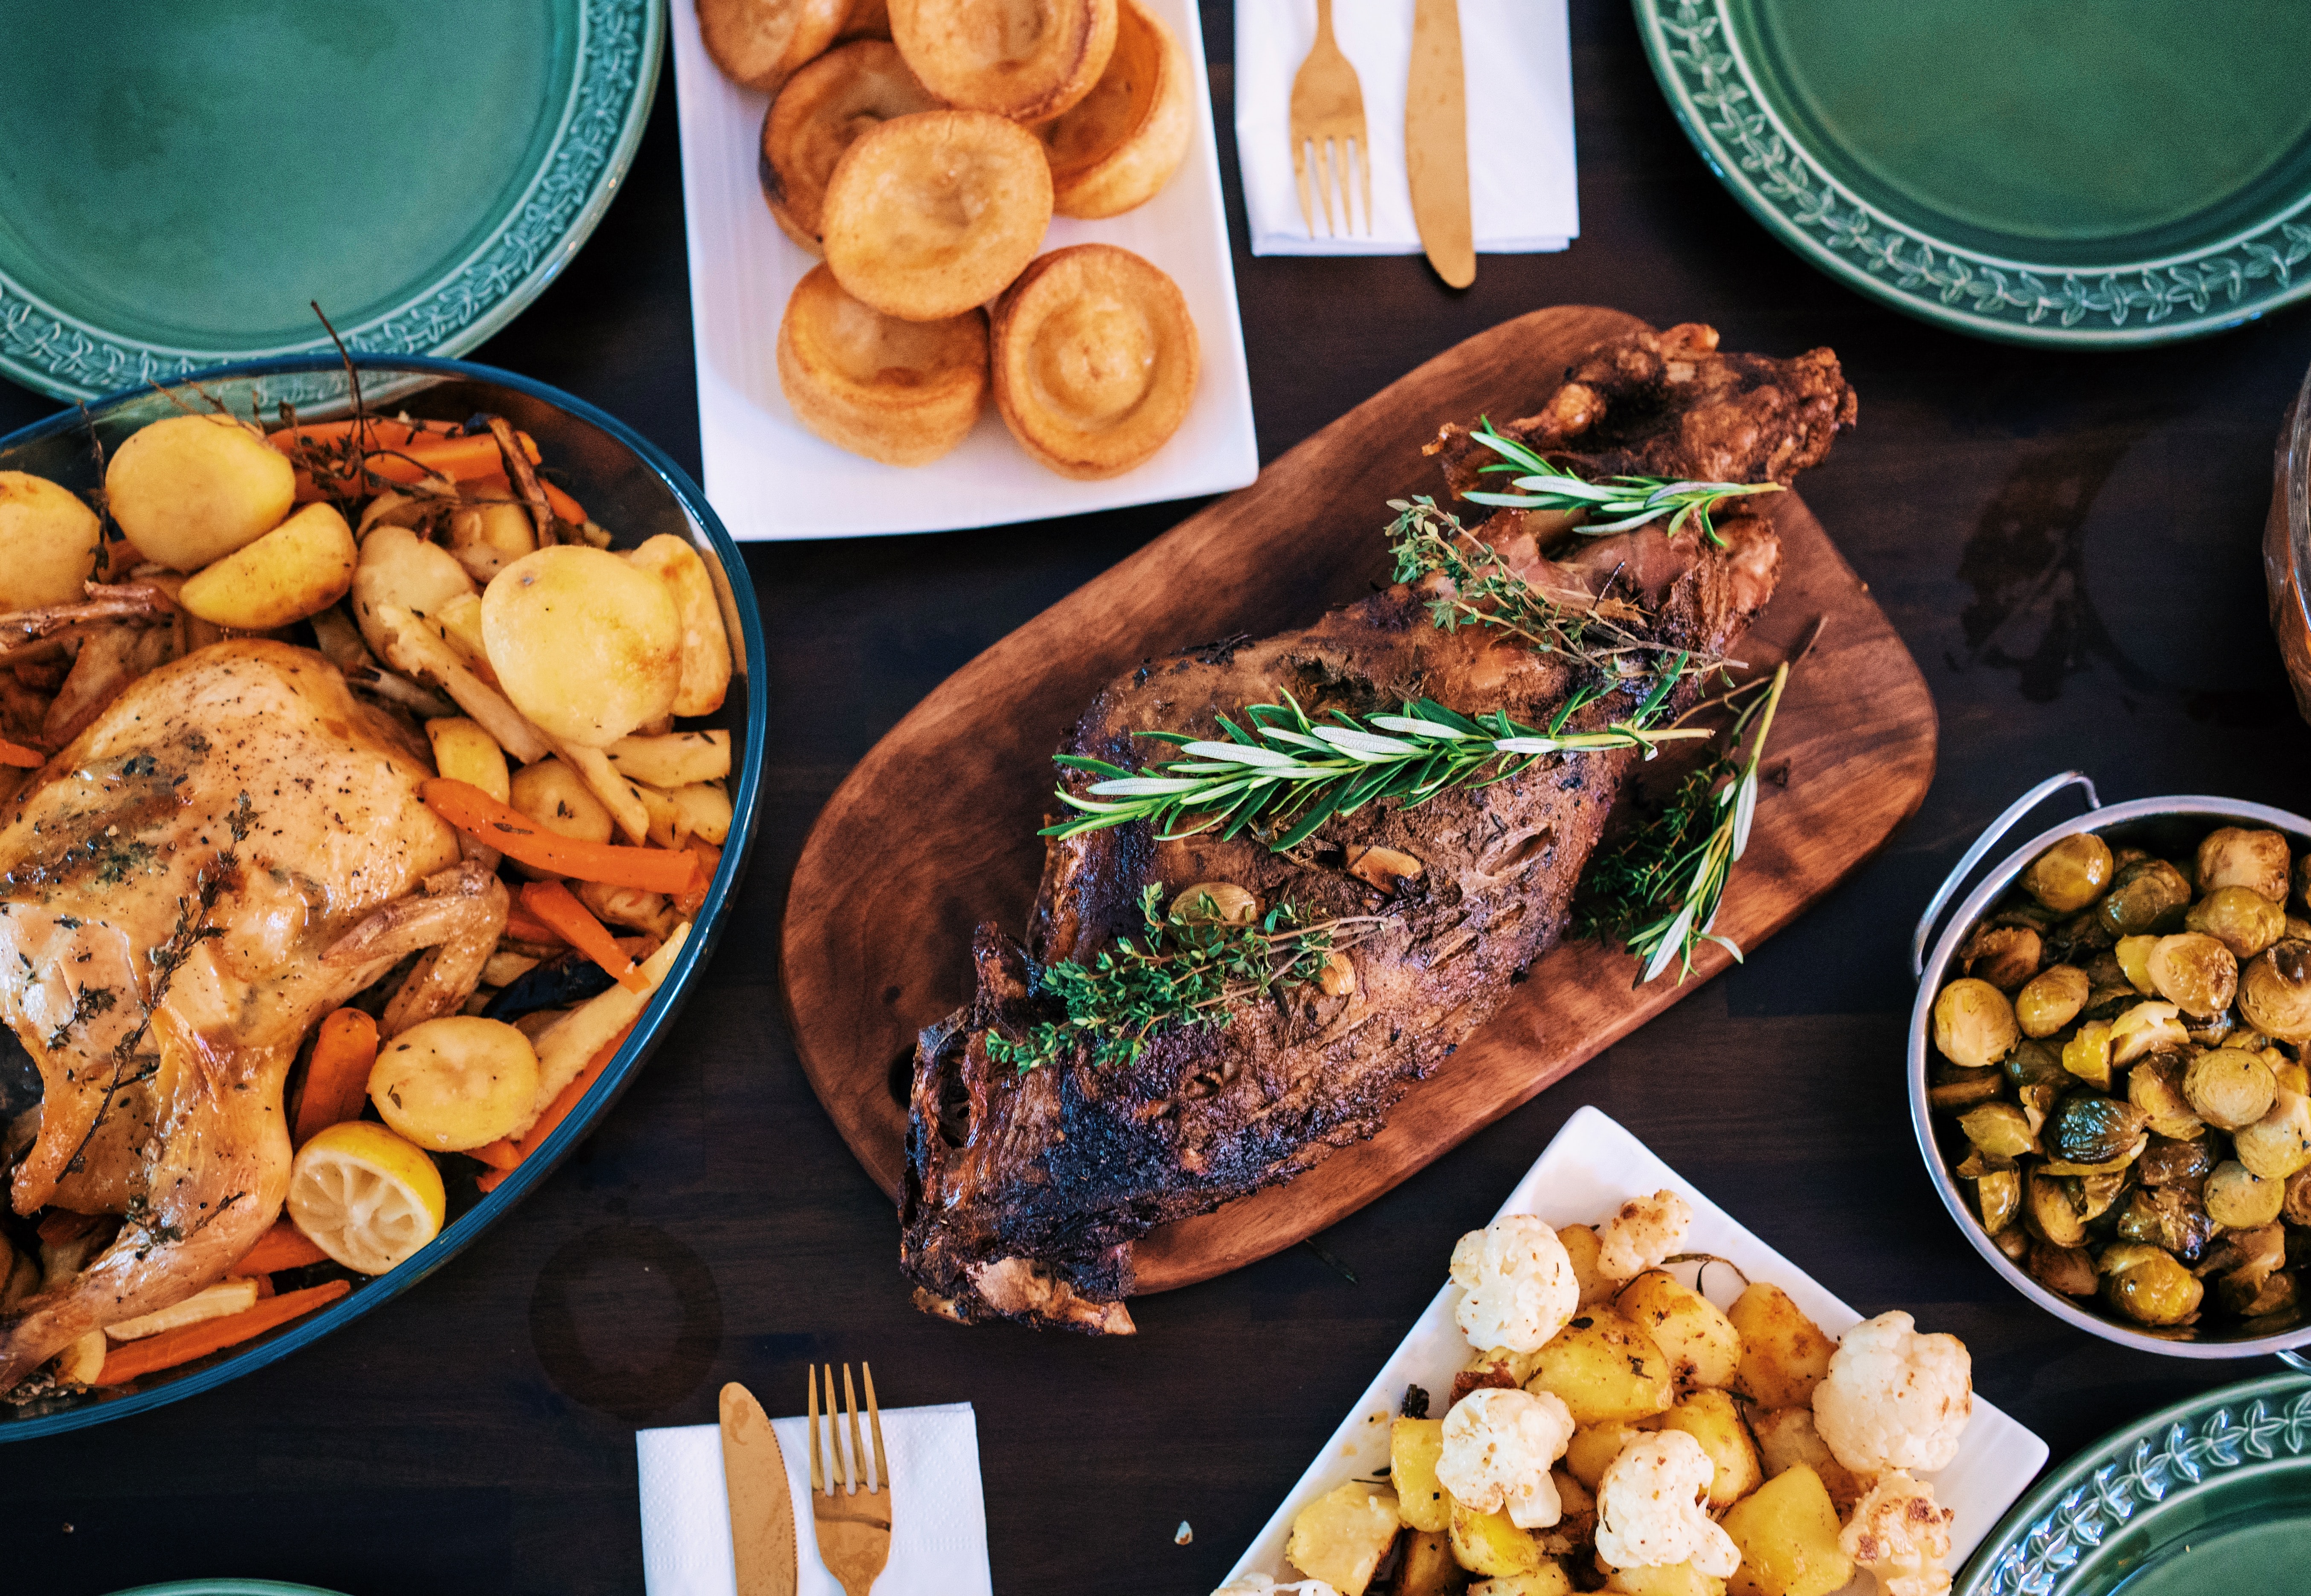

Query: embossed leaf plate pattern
(0, 0), (662, 401)
(1633, 0), (2311, 346)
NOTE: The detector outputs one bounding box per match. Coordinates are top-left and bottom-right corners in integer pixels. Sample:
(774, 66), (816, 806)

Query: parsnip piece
(546, 736), (652, 845)
(103, 1278), (260, 1341)
(372, 601), (550, 763)
(607, 729), (732, 788)
(521, 921), (690, 1131)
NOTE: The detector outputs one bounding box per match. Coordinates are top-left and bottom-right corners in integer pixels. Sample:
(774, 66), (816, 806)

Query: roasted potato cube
(1653, 1389), (1762, 1511)
(1450, 1501), (1543, 1579)
(1467, 1566), (1571, 1596)
(1560, 1224), (1616, 1305)
(1721, 1464), (1852, 1596)
(1747, 1407), (1866, 1515)
(1616, 1271), (1740, 1391)
(1563, 1422), (1644, 1491)
(1601, 1562), (1727, 1596)
(1399, 1529), (1469, 1596)
(1394, 1417), (1452, 1532)
(1287, 1481), (1403, 1596)
(1526, 1311), (1674, 1425)
(1727, 1283), (1836, 1409)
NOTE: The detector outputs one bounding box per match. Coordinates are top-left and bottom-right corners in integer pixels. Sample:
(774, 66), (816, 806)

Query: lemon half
(287, 1121), (446, 1276)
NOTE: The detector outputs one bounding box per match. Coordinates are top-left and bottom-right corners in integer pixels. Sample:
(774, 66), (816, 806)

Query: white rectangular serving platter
(1222, 1106), (2048, 1595)
(668, 0), (1259, 540)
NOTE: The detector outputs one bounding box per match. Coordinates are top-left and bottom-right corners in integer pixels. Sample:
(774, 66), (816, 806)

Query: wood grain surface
(781, 304), (1938, 1291)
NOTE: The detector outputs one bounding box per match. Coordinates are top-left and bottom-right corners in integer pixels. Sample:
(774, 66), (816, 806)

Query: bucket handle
(1910, 772), (2103, 980)
(2282, 1349), (2311, 1373)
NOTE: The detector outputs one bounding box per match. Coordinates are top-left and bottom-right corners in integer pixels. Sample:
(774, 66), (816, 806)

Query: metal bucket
(1909, 772), (2311, 1362)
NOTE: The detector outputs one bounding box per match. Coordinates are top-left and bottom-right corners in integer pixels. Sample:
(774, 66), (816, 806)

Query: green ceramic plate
(1635, 0), (2311, 346)
(105, 1585), (346, 1596)
(0, 0), (661, 400)
(1957, 1371), (2311, 1594)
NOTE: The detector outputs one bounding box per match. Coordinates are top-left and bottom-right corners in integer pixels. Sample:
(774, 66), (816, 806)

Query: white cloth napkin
(1235, 0), (1579, 256)
(637, 1402), (992, 1596)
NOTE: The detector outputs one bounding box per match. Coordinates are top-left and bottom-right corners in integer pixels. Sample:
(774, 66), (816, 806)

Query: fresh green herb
(1045, 683), (1708, 850)
(1461, 421), (1784, 548)
(46, 984), (116, 1050)
(92, 840), (157, 886)
(985, 885), (1383, 1072)
(1573, 662), (1791, 983)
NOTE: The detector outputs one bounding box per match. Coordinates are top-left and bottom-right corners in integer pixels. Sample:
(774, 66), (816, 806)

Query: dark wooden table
(5, 5), (2309, 1591)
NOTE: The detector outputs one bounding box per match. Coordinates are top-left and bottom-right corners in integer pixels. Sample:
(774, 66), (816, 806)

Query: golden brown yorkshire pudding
(778, 264), (990, 465)
(838, 0), (892, 39)
(761, 41), (945, 252)
(889, 0), (1118, 124)
(821, 109), (1053, 322)
(991, 244), (1197, 479)
(1036, 0), (1190, 218)
(698, 0), (836, 91)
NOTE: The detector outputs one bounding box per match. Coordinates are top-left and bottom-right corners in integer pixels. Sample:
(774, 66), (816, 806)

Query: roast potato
(1726, 1284), (1835, 1409)
(1524, 1311), (1673, 1425)
(1601, 1564), (1725, 1596)
(821, 110), (1053, 322)
(510, 756), (616, 850)
(106, 411), (295, 572)
(1650, 1389), (1760, 1511)
(178, 501), (357, 630)
(368, 1015), (541, 1152)
(1718, 1465), (1851, 1596)
(426, 717), (511, 804)
(761, 40), (944, 251)
(777, 264), (990, 466)
(448, 493), (536, 583)
(1392, 1416), (1450, 1532)
(481, 546), (681, 746)
(1037, 0), (1191, 218)
(1286, 1480), (1403, 1595)
(991, 243), (1198, 479)
(889, 0), (1117, 122)
(1449, 1500), (1543, 1579)
(1614, 1271), (1739, 1392)
(1398, 1529), (1475, 1596)
(0, 472), (102, 610)
(352, 525), (478, 661)
(624, 534), (734, 717)
(1562, 1422), (1641, 1492)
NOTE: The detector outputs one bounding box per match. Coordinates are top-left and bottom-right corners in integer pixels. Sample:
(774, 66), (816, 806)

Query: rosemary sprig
(985, 885), (1376, 1071)
(1044, 681), (1708, 850)
(1462, 422), (1784, 548)
(1574, 662), (1790, 984)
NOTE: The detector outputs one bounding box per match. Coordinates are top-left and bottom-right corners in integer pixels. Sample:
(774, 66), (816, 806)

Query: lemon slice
(287, 1121), (447, 1276)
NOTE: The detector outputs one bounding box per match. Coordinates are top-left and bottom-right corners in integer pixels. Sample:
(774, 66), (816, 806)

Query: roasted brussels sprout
(2145, 933), (2238, 1019)
(2005, 1039), (2069, 1091)
(2099, 859), (2194, 939)
(2185, 887), (2286, 961)
(2048, 1094), (2149, 1166)
(2127, 1053), (2205, 1142)
(2026, 1170), (2088, 1247)
(2071, 1169), (2128, 1222)
(2102, 1247), (2204, 1325)
(1927, 1067), (2005, 1111)
(2017, 1079), (2059, 1137)
(2113, 1184), (2217, 1261)
(2221, 1267), (2298, 1320)
(2027, 1238), (2096, 1295)
(1959, 1102), (2039, 1160)
(2137, 1133), (2216, 1190)
(2114, 934), (2160, 995)
(2014, 964), (2090, 1039)
(1934, 977), (2018, 1069)
(2241, 941), (2311, 1045)
(2183, 1006), (2238, 1048)
(2206, 1160), (2287, 1228)
(2109, 1000), (2189, 1066)
(2197, 827), (2291, 903)
(2234, 1088), (2311, 1181)
(2024, 834), (2114, 912)
(1995, 1227), (2031, 1262)
(2061, 1021), (2115, 1091)
(2286, 1166), (2311, 1227)
(2182, 1049), (2277, 1131)
(1962, 924), (2042, 991)
(1972, 1167), (2021, 1233)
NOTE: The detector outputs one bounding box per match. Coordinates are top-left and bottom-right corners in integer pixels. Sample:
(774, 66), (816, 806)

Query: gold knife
(720, 1381), (800, 1596)
(1405, 0), (1475, 288)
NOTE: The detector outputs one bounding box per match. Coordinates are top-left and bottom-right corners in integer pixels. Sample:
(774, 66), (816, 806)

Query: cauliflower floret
(1595, 1189), (1693, 1282)
(1212, 1576), (1338, 1596)
(1593, 1431), (1740, 1577)
(1812, 1311), (1974, 1474)
(1451, 1215), (1579, 1352)
(1841, 1469), (1954, 1596)
(1437, 1387), (1577, 1529)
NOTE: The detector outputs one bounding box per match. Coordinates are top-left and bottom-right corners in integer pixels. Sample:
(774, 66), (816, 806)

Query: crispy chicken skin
(901, 325), (1854, 1333)
(0, 641), (469, 1391)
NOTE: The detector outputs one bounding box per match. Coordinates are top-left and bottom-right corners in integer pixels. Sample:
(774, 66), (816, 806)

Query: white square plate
(1222, 1106), (2048, 1593)
(668, 0), (1259, 540)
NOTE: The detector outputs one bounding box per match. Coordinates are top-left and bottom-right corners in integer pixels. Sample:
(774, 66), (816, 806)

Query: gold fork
(807, 1362), (892, 1596)
(1288, 0), (1371, 238)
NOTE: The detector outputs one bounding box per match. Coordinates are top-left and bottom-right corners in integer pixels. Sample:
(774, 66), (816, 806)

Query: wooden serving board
(780, 306), (1938, 1294)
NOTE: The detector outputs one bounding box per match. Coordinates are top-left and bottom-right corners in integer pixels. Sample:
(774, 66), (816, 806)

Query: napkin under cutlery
(638, 1401), (992, 1596)
(1236, 0), (1578, 256)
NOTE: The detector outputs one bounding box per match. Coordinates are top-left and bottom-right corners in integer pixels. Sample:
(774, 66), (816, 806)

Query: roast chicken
(0, 640), (506, 1392)
(899, 324), (1856, 1333)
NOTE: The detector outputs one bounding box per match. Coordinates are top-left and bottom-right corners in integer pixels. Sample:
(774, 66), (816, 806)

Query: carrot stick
(362, 433), (513, 486)
(521, 881), (647, 993)
(422, 780), (698, 894)
(502, 902), (569, 946)
(94, 1280), (351, 1385)
(267, 417), (458, 452)
(676, 840), (720, 918)
(542, 479), (588, 527)
(235, 1221), (330, 1276)
(292, 1009), (380, 1147)
(0, 739), (44, 769)
(473, 1019), (639, 1193)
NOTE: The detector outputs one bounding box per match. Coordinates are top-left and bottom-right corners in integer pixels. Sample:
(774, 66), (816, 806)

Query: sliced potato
(510, 756), (615, 850)
(607, 728), (734, 788)
(626, 533), (734, 716)
(368, 1014), (541, 1152)
(1616, 1271), (1740, 1391)
(1286, 1480), (1402, 1596)
(481, 545), (681, 747)
(426, 717), (510, 804)
(0, 471), (102, 609)
(106, 411), (295, 571)
(353, 525), (478, 659)
(1728, 1283), (1836, 1409)
(1393, 1416), (1451, 1532)
(1525, 1311), (1673, 1425)
(1721, 1465), (1851, 1596)
(1450, 1500), (1543, 1579)
(179, 501), (356, 629)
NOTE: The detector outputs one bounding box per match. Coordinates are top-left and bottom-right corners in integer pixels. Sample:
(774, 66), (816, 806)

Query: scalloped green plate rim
(1957, 1370), (2311, 1594)
(103, 1584), (348, 1596)
(1633, 0), (2311, 347)
(0, 0), (663, 401)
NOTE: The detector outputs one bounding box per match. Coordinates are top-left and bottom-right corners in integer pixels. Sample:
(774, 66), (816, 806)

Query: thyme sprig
(1574, 662), (1790, 983)
(1045, 681), (1708, 850)
(1462, 422), (1784, 548)
(985, 885), (1386, 1072)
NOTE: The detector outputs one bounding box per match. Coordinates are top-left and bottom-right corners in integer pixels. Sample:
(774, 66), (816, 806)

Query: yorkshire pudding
(889, 0), (1117, 124)
(991, 243), (1197, 479)
(761, 41), (945, 252)
(1036, 0), (1189, 218)
(777, 263), (990, 465)
(821, 109), (1053, 322)
(839, 0), (892, 39)
(698, 0), (848, 91)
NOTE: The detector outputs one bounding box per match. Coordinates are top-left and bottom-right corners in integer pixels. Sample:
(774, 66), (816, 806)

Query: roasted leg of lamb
(899, 324), (1856, 1333)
